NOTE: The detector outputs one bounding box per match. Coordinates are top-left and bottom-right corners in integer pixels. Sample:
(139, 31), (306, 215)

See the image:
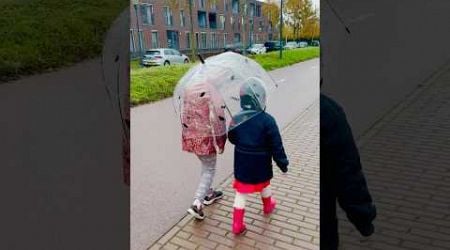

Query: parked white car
(141, 49), (190, 67)
(247, 44), (267, 54)
(298, 41), (308, 48)
(284, 41), (298, 50)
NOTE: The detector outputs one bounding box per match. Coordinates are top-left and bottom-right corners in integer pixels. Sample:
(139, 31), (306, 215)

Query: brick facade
(130, 0), (276, 56)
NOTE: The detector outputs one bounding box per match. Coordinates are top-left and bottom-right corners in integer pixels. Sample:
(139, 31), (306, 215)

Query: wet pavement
(130, 58), (319, 250)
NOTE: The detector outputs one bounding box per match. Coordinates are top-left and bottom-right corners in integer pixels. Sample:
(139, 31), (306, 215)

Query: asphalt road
(130, 58), (319, 250)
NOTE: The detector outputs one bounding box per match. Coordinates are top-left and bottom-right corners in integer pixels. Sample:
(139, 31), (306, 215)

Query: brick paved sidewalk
(338, 63), (450, 249)
(149, 100), (320, 250)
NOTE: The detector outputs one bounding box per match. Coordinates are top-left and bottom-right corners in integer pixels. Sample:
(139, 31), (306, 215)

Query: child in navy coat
(228, 78), (289, 235)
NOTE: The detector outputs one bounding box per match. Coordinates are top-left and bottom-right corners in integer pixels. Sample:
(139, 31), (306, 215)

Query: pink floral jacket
(181, 82), (227, 155)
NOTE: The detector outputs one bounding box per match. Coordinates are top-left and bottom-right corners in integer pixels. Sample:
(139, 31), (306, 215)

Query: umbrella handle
(197, 54), (205, 64)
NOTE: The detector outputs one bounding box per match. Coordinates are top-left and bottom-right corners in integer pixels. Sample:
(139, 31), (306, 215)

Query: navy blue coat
(228, 111), (289, 184)
(321, 94), (376, 249)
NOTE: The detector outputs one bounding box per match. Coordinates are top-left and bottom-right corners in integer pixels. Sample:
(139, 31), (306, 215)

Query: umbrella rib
(324, 0), (351, 34)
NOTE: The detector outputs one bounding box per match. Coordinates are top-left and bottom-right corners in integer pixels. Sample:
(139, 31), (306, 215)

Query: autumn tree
(262, 0), (280, 40)
(285, 0), (318, 41)
(285, 0), (302, 40)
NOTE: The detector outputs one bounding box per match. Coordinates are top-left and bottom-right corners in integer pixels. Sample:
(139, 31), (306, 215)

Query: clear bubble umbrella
(173, 52), (277, 138)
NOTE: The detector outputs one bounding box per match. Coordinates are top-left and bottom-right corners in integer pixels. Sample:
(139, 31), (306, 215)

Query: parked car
(284, 41), (298, 50)
(247, 43), (267, 54)
(311, 40), (320, 47)
(224, 43), (244, 54)
(141, 49), (190, 67)
(264, 41), (284, 52)
(298, 41), (308, 48)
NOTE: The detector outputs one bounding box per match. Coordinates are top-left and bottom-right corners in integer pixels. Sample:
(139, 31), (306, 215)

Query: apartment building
(130, 0), (276, 56)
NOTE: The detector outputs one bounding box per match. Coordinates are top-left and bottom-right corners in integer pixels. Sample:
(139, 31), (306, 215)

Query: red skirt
(233, 179), (270, 194)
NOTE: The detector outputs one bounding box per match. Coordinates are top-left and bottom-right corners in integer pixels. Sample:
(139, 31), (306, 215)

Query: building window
(141, 4), (154, 25)
(166, 30), (179, 49)
(210, 0), (217, 11)
(224, 0), (228, 12)
(249, 3), (255, 17)
(198, 11), (207, 28)
(186, 32), (191, 49)
(163, 7), (173, 26)
(259, 20), (263, 32)
(201, 33), (207, 49)
(256, 5), (262, 17)
(209, 13), (217, 29)
(130, 31), (135, 52)
(232, 0), (239, 14)
(223, 33), (228, 47)
(180, 10), (186, 27)
(210, 33), (214, 49)
(219, 15), (225, 30)
(195, 33), (199, 48)
(212, 33), (219, 48)
(133, 30), (145, 51)
(231, 16), (235, 30)
(234, 33), (240, 43)
(151, 31), (159, 48)
(238, 17), (241, 31)
(130, 30), (144, 52)
(198, 0), (205, 9)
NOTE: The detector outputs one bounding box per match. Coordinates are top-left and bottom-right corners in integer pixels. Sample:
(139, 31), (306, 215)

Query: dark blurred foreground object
(320, 93), (376, 249)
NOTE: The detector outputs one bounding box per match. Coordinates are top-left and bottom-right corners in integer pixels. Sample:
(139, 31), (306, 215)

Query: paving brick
(402, 240), (448, 250)
(151, 101), (320, 250)
(207, 233), (236, 247)
(176, 231), (191, 240)
(244, 231), (275, 244)
(281, 228), (313, 242)
(262, 230), (294, 243)
(182, 225), (210, 238)
(170, 237), (197, 250)
(188, 235), (217, 249)
(292, 239), (319, 250)
(157, 226), (181, 245)
(270, 219), (300, 231)
(148, 243), (163, 250)
(275, 240), (306, 250)
(225, 232), (257, 247)
(338, 65), (450, 249)
(161, 242), (179, 250)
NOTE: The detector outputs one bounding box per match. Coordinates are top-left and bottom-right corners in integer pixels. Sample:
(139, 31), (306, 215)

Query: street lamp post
(133, 0), (143, 58)
(188, 0), (196, 61)
(279, 0), (283, 59)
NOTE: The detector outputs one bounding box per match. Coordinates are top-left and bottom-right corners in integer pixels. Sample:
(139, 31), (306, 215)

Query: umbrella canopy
(173, 52), (277, 137)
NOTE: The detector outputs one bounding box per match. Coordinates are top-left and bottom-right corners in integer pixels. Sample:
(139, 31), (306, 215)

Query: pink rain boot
(262, 197), (276, 215)
(232, 208), (246, 235)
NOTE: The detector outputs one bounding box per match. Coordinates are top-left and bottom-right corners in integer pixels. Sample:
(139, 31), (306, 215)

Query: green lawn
(130, 47), (319, 106)
(250, 47), (320, 71)
(131, 64), (194, 105)
(0, 0), (127, 82)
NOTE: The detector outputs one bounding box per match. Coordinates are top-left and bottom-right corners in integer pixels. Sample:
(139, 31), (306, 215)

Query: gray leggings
(194, 154), (217, 203)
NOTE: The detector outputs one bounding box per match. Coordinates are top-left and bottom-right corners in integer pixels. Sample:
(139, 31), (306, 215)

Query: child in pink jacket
(181, 81), (227, 219)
